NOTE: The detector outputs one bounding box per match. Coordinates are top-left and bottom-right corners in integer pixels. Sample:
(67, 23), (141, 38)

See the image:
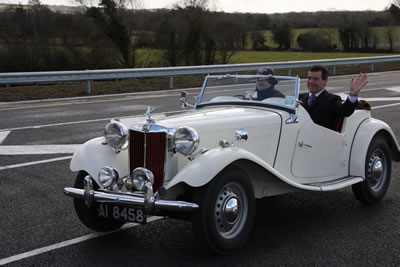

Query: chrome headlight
(173, 126), (199, 155)
(104, 119), (128, 150)
(98, 166), (118, 188)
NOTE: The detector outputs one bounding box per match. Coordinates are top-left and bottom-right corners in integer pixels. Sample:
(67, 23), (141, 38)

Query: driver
(255, 66), (284, 100)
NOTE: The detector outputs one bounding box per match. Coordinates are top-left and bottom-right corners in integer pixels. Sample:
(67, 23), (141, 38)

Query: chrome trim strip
(64, 187), (199, 212)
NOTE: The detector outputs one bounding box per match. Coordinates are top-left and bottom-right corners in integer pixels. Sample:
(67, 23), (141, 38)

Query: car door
(291, 119), (348, 181)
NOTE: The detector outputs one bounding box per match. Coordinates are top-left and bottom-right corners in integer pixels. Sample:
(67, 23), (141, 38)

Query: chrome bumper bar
(63, 186), (199, 213)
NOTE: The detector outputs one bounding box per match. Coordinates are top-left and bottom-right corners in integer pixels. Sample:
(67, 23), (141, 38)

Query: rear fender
(350, 118), (400, 178)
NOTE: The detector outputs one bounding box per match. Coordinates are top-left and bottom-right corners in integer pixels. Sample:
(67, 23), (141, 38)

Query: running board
(303, 176), (364, 191)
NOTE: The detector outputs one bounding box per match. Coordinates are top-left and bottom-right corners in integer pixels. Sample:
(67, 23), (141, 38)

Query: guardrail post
(288, 69), (292, 76)
(332, 66), (336, 75)
(87, 80), (92, 94)
(371, 63), (375, 72)
(169, 76), (174, 89)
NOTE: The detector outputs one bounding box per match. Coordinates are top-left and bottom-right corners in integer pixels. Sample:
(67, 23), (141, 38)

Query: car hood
(156, 107), (282, 157)
(157, 107), (281, 133)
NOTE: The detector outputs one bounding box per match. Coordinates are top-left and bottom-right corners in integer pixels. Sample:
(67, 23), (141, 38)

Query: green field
(229, 51), (395, 64)
(260, 26), (400, 49)
(134, 26), (400, 66)
(135, 48), (397, 66)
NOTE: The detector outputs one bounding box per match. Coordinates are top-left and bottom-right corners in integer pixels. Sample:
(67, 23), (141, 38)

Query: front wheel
(352, 136), (392, 204)
(192, 166), (255, 255)
(73, 171), (125, 232)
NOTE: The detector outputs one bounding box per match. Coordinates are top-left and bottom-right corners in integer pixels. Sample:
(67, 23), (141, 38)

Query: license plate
(97, 203), (146, 224)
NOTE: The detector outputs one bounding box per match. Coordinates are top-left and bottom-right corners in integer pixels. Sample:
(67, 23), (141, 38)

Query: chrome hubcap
(372, 158), (383, 180)
(367, 151), (386, 191)
(224, 197), (239, 224)
(215, 182), (248, 239)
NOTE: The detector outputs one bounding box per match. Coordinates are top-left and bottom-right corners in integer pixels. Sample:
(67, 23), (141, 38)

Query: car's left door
(291, 119), (348, 182)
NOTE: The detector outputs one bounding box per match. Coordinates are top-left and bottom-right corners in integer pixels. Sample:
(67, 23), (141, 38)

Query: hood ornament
(143, 106), (156, 132)
(145, 106), (156, 122)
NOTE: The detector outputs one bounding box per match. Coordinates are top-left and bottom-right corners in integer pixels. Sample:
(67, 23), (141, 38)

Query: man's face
(307, 71), (327, 94)
(256, 79), (272, 90)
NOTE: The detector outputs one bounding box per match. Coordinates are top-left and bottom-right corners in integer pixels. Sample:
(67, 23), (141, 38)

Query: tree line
(0, 0), (399, 72)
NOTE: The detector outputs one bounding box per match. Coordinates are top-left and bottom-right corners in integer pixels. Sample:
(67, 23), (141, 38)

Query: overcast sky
(0, 0), (392, 13)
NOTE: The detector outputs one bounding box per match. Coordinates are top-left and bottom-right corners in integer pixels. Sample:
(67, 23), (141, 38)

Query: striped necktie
(307, 94), (316, 108)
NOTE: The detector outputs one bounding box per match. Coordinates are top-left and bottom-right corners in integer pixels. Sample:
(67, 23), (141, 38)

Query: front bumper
(63, 175), (199, 214)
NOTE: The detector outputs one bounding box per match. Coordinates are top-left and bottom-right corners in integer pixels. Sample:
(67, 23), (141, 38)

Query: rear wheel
(352, 136), (391, 204)
(73, 171), (125, 231)
(192, 166), (255, 255)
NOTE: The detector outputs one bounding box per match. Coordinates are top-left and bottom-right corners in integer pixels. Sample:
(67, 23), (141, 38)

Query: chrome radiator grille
(129, 130), (167, 192)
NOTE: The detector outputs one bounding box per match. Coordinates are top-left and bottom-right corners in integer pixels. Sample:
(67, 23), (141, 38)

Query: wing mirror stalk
(180, 91), (195, 109)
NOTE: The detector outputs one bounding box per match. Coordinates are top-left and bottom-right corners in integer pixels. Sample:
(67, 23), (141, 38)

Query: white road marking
(361, 97), (400, 101)
(385, 86), (400, 93)
(336, 92), (400, 102)
(0, 112), (172, 132)
(0, 131), (10, 144)
(373, 103), (400, 109)
(0, 217), (162, 265)
(0, 156), (72, 171)
(0, 145), (81, 155)
(1, 117), (114, 132)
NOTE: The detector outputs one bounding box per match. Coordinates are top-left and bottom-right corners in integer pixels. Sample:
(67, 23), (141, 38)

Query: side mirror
(180, 91), (188, 109)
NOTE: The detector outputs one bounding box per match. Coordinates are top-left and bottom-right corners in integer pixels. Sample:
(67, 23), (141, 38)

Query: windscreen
(198, 75), (299, 110)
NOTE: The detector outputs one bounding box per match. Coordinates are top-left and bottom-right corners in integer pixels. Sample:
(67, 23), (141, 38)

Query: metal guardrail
(1, 55), (399, 94)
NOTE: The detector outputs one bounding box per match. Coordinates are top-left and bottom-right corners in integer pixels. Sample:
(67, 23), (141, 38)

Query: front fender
(165, 146), (320, 191)
(70, 137), (129, 185)
(350, 118), (400, 178)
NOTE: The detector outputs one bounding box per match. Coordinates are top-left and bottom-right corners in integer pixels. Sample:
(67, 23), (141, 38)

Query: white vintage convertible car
(64, 74), (400, 254)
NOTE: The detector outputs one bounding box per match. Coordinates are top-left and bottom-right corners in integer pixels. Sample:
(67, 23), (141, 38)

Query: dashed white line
(373, 103), (400, 109)
(0, 131), (10, 144)
(0, 111), (174, 132)
(0, 145), (81, 155)
(0, 156), (72, 171)
(0, 217), (161, 266)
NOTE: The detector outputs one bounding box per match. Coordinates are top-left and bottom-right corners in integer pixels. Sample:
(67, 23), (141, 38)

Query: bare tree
(371, 32), (380, 50)
(214, 20), (238, 63)
(386, 27), (395, 51)
(250, 31), (266, 50)
(75, 0), (137, 67)
(271, 23), (292, 49)
(170, 0), (211, 65)
(389, 0), (400, 22)
(319, 28), (337, 50)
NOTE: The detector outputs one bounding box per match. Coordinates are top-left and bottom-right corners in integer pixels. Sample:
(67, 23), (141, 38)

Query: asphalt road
(1, 71), (400, 266)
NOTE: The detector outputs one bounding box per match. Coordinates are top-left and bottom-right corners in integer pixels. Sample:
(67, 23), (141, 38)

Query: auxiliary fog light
(98, 166), (118, 188)
(131, 168), (154, 191)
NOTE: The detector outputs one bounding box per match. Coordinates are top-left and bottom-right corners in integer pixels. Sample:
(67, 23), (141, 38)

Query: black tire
(73, 171), (125, 232)
(191, 166), (255, 255)
(352, 136), (392, 204)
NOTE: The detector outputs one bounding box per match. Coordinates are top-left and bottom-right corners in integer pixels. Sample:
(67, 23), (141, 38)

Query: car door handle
(298, 141), (312, 148)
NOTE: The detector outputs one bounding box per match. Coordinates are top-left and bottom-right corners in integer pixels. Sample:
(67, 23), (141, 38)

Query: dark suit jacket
(300, 90), (357, 129)
(256, 86), (285, 100)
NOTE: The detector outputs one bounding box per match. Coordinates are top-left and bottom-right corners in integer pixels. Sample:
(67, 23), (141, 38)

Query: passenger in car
(255, 66), (285, 100)
(300, 65), (368, 129)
